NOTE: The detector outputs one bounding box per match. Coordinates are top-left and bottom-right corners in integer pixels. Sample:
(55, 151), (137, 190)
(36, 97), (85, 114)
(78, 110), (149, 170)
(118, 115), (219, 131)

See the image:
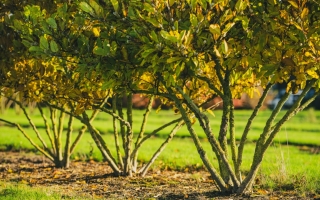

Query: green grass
(0, 181), (82, 200)
(1, 108), (320, 194)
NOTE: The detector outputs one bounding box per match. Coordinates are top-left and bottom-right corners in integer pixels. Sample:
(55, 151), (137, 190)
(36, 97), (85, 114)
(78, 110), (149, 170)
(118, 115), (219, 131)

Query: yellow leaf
(301, 7), (309, 20)
(92, 27), (100, 37)
(241, 56), (248, 68)
(221, 39), (228, 55)
(207, 109), (215, 117)
(305, 51), (313, 57)
(214, 46), (221, 57)
(288, 0), (299, 9)
(257, 189), (268, 195)
(53, 174), (60, 179)
(209, 24), (221, 40)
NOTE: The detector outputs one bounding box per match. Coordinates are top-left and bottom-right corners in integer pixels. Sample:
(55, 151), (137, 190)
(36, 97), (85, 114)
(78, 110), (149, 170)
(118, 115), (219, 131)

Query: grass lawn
(0, 181), (80, 200)
(0, 108), (320, 194)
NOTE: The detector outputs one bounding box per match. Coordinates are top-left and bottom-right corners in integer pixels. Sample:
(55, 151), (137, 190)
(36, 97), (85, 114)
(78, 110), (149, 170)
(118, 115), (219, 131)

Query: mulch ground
(0, 151), (318, 199)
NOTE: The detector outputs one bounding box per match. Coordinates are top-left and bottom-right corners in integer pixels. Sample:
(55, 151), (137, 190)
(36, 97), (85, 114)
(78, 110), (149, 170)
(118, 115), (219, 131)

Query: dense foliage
(1, 0), (319, 194)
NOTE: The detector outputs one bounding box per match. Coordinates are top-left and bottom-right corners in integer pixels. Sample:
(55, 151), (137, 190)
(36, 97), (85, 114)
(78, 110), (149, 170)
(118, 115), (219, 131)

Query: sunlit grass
(0, 181), (81, 200)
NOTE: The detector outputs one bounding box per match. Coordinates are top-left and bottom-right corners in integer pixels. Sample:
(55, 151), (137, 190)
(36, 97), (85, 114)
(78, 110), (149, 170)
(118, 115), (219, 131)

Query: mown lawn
(0, 108), (320, 194)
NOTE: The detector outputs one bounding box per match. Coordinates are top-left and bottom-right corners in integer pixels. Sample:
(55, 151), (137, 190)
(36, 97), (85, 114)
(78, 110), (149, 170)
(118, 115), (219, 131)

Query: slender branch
(165, 86), (227, 191)
(8, 97), (49, 152)
(264, 80), (317, 148)
(218, 98), (230, 155)
(229, 97), (237, 172)
(140, 120), (185, 177)
(175, 85), (240, 188)
(117, 95), (127, 165)
(57, 108), (65, 162)
(37, 104), (56, 155)
(131, 117), (183, 161)
(112, 96), (124, 168)
(132, 95), (154, 170)
(63, 113), (74, 168)
(196, 75), (224, 97)
(258, 90), (291, 145)
(49, 106), (58, 151)
(213, 56), (226, 87)
(44, 102), (84, 155)
(0, 118), (54, 162)
(96, 105), (133, 138)
(238, 80), (317, 194)
(70, 125), (86, 154)
(70, 109), (100, 154)
(125, 93), (134, 176)
(82, 111), (121, 174)
(236, 83), (272, 178)
(44, 102), (83, 121)
(218, 69), (231, 154)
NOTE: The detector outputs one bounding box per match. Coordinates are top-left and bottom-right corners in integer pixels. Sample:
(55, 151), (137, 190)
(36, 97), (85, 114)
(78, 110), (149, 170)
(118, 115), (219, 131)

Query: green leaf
(261, 64), (277, 76)
(103, 40), (111, 53)
(150, 30), (159, 43)
(209, 24), (221, 35)
(110, 41), (117, 56)
(235, 0), (248, 12)
(160, 30), (178, 42)
(79, 2), (94, 15)
(143, 3), (155, 13)
(110, 0), (119, 12)
(46, 18), (57, 29)
(167, 57), (183, 63)
(29, 46), (43, 52)
(102, 79), (114, 90)
(175, 62), (185, 76)
(190, 14), (198, 27)
(257, 35), (267, 51)
(93, 46), (108, 56)
(288, 0), (299, 9)
(50, 40), (59, 52)
(40, 21), (52, 34)
(89, 0), (103, 17)
(235, 16), (249, 30)
(128, 6), (136, 18)
(287, 32), (298, 42)
(190, 0), (197, 9)
(141, 48), (156, 58)
(75, 16), (85, 26)
(146, 18), (161, 28)
(221, 22), (235, 37)
(168, 0), (175, 6)
(40, 36), (49, 50)
(13, 20), (23, 31)
(220, 40), (228, 55)
(21, 40), (32, 48)
(174, 21), (179, 31)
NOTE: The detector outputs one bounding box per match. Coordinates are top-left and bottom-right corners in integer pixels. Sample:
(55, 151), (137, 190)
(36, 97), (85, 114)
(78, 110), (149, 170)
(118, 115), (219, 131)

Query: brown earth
(0, 151), (318, 199)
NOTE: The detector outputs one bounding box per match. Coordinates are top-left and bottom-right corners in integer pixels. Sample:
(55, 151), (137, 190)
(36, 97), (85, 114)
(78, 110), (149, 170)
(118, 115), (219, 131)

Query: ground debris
(0, 151), (315, 199)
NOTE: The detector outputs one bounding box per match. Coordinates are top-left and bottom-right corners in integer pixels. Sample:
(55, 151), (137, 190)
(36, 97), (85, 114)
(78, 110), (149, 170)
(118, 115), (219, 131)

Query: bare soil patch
(0, 151), (317, 199)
